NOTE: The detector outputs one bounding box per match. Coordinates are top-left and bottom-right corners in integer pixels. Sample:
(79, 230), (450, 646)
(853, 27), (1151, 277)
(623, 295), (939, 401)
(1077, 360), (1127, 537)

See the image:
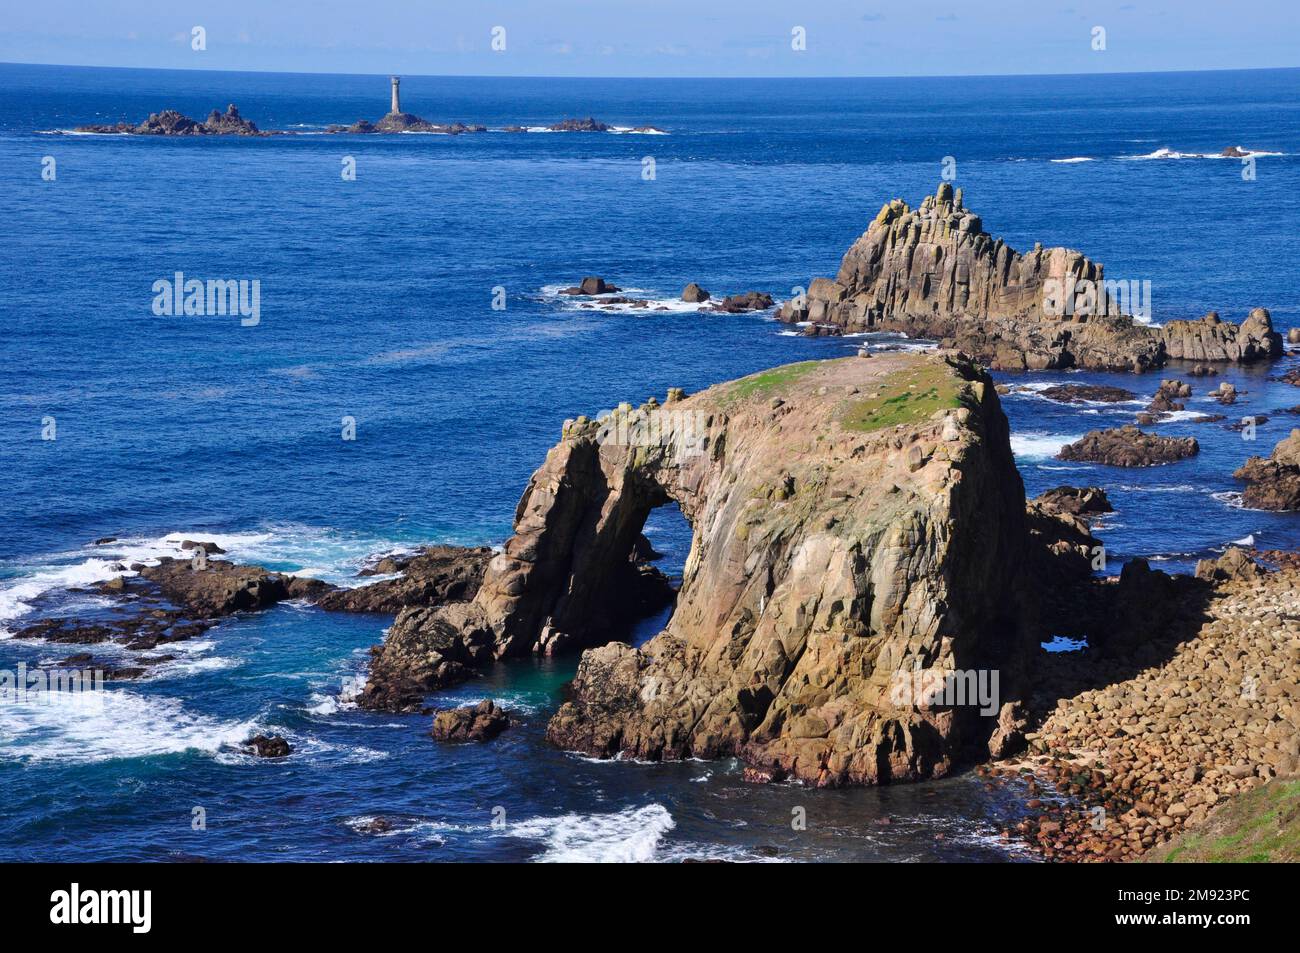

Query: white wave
(0, 690), (257, 764)
(1148, 409), (1207, 423)
(539, 283), (715, 315)
(1114, 483), (1198, 493)
(1232, 533), (1256, 546)
(1050, 157), (1094, 163)
(508, 803), (676, 863)
(1119, 146), (1284, 161)
(0, 557), (137, 624)
(0, 525), (427, 628)
(1010, 432), (1080, 459)
(1213, 490), (1245, 509)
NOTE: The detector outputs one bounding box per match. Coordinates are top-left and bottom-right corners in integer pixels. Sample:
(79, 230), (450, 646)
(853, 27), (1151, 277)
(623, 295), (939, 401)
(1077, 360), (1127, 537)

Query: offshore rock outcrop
(358, 353), (1046, 779)
(314, 545), (492, 613)
(1057, 427), (1199, 467)
(326, 112), (487, 135)
(75, 104), (274, 136)
(1234, 428), (1300, 511)
(502, 352), (1036, 786)
(778, 184), (1282, 372)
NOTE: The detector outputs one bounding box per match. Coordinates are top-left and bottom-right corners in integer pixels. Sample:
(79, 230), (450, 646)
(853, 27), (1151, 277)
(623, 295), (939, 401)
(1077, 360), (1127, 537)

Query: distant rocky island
(65, 98), (664, 138)
(74, 103), (273, 136)
(779, 183), (1282, 373)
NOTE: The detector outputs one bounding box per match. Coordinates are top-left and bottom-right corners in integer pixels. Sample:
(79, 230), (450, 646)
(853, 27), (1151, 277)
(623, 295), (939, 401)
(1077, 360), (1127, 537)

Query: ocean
(1, 62), (1298, 861)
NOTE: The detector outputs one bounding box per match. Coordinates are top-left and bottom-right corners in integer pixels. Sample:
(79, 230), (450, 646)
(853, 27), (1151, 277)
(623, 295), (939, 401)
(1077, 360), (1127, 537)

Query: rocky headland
(777, 183), (1282, 372)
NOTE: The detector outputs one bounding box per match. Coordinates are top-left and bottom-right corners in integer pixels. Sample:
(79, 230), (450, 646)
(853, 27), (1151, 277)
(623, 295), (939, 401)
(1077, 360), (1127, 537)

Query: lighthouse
(390, 76), (401, 114)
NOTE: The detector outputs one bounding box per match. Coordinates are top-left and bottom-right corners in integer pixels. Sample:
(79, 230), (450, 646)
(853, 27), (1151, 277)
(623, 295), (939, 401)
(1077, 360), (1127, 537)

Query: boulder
(1031, 486), (1113, 518)
(682, 283), (710, 303)
(1195, 547), (1266, 583)
(1058, 427), (1199, 467)
(1145, 379), (1191, 417)
(431, 700), (510, 742)
(244, 734), (292, 757)
(713, 291), (774, 313)
(560, 276), (621, 296)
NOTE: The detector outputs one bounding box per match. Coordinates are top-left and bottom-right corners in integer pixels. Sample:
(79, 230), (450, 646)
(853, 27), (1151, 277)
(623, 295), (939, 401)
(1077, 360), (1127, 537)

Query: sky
(1, 0), (1297, 78)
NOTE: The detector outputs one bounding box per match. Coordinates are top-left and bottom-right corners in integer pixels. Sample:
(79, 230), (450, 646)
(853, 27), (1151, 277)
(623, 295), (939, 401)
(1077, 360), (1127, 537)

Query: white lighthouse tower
(390, 76), (401, 115)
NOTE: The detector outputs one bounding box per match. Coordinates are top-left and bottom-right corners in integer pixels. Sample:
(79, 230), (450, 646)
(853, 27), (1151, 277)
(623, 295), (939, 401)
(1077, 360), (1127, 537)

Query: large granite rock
(529, 353), (1037, 786)
(1234, 428), (1300, 510)
(1057, 427), (1199, 466)
(777, 184), (1281, 372)
(431, 700), (511, 742)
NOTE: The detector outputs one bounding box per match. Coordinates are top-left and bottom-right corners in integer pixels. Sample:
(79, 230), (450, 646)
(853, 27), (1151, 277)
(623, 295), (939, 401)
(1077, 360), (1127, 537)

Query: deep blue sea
(2, 63), (1298, 862)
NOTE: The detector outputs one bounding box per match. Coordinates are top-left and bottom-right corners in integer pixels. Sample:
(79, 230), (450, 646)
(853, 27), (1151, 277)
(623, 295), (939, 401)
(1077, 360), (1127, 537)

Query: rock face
(1234, 428), (1300, 510)
(517, 352), (1036, 786)
(777, 184), (1281, 372)
(1057, 427), (1199, 467)
(76, 104), (272, 136)
(431, 700), (511, 742)
(314, 545), (492, 613)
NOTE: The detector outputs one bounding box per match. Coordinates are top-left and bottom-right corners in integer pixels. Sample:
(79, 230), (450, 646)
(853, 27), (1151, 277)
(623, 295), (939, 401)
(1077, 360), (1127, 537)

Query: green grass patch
(722, 360), (821, 405)
(839, 361), (966, 432)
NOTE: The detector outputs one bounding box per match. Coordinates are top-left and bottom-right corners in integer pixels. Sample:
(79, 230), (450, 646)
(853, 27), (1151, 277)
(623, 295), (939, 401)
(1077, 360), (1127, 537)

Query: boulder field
(778, 183), (1282, 372)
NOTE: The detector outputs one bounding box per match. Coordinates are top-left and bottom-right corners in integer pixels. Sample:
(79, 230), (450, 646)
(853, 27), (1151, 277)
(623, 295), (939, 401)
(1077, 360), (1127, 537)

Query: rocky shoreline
(986, 549), (1299, 861)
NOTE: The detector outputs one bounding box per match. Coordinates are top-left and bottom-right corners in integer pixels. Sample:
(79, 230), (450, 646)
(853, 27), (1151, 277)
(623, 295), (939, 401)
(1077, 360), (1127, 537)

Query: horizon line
(4, 59), (1300, 83)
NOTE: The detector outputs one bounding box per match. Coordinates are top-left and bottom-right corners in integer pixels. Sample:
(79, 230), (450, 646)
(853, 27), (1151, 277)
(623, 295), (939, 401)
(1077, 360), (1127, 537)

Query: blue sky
(2, 0), (1297, 77)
